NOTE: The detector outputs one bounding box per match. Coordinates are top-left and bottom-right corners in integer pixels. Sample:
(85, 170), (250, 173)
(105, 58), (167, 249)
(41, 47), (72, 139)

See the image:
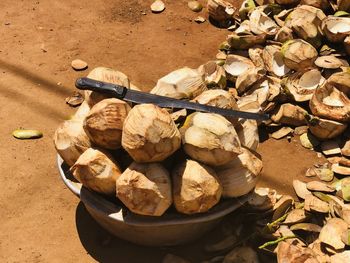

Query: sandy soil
(0, 0), (323, 262)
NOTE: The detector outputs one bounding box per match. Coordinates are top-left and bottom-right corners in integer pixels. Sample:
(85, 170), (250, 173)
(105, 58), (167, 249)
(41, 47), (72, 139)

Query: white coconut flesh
(299, 70), (325, 90)
(224, 61), (251, 77)
(272, 52), (290, 77)
(328, 20), (350, 33)
(322, 89), (345, 107)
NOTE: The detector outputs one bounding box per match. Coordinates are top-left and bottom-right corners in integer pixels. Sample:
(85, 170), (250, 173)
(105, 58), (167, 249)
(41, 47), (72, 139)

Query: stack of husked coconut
(54, 65), (263, 217)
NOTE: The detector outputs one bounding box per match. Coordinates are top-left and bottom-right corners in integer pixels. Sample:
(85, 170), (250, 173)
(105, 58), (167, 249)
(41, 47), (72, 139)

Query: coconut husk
(304, 194), (330, 213)
(122, 104), (181, 163)
(284, 209), (309, 225)
(306, 181), (335, 193)
(272, 195), (294, 221)
(271, 103), (307, 126)
(248, 187), (278, 211)
(322, 16), (350, 43)
(226, 32), (266, 50)
(223, 55), (255, 81)
(275, 26), (294, 43)
(236, 67), (266, 95)
(197, 61), (226, 89)
(263, 45), (291, 77)
(320, 140), (341, 156)
(293, 180), (312, 199)
(173, 159), (222, 214)
(305, 114), (347, 140)
(300, 0), (330, 9)
(276, 241), (319, 263)
(248, 46), (265, 68)
(319, 218), (347, 250)
(116, 162), (172, 216)
(236, 119), (259, 150)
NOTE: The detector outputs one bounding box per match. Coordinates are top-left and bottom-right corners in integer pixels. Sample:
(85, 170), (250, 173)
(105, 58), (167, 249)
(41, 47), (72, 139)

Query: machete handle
(75, 77), (127, 99)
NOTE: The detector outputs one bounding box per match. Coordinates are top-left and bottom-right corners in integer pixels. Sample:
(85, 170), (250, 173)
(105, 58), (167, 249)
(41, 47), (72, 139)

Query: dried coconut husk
(71, 101), (90, 121)
(223, 55), (255, 81)
(306, 181), (335, 193)
(83, 98), (131, 150)
(275, 0), (300, 5)
(248, 187), (278, 210)
(262, 45), (291, 77)
(305, 114), (347, 140)
(84, 67), (130, 107)
(207, 0), (236, 27)
(315, 55), (349, 69)
(223, 246), (259, 263)
(248, 46), (265, 68)
(272, 195), (294, 221)
(304, 194), (329, 213)
(345, 36), (350, 55)
(238, 0), (256, 20)
(309, 83), (350, 122)
(319, 218), (347, 250)
(274, 9), (293, 27)
(236, 119), (259, 150)
(235, 67), (266, 95)
(197, 61), (226, 89)
(284, 209), (309, 225)
(290, 223), (322, 233)
(275, 26), (294, 43)
(271, 103), (307, 126)
(322, 16), (350, 43)
(70, 148), (121, 195)
(172, 159), (222, 215)
(281, 39), (318, 71)
(150, 67), (207, 100)
(277, 241), (318, 263)
(327, 71), (350, 97)
(116, 162), (172, 216)
(249, 8), (279, 37)
(180, 112), (241, 166)
(300, 0), (330, 9)
(54, 119), (91, 167)
(293, 180), (312, 199)
(192, 89), (238, 111)
(216, 148), (262, 198)
(282, 69), (325, 102)
(285, 5), (326, 47)
(330, 251), (350, 263)
(122, 104), (181, 163)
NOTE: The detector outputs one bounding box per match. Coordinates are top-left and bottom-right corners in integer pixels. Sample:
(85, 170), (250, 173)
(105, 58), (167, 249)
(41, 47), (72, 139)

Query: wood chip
(304, 194), (329, 213)
(321, 140), (341, 156)
(306, 181), (335, 193)
(151, 0), (165, 13)
(271, 127), (293, 140)
(293, 180), (311, 199)
(12, 129), (43, 140)
(71, 59), (88, 71)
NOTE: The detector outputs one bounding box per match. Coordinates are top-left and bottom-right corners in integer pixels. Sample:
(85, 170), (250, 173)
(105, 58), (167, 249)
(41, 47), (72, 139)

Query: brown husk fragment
(271, 103), (307, 126)
(319, 218), (347, 250)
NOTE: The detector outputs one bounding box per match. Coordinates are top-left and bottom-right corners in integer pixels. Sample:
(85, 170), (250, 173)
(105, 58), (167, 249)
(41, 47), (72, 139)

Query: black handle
(75, 77), (127, 99)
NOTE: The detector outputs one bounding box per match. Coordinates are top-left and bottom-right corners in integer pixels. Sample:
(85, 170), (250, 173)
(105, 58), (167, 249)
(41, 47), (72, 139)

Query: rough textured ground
(0, 0), (322, 262)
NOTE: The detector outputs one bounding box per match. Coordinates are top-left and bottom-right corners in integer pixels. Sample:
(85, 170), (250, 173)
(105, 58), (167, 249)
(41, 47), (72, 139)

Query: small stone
(188, 1), (203, 12)
(65, 91), (84, 107)
(4, 22), (11, 25)
(151, 0), (165, 13)
(71, 59), (88, 71)
(12, 129), (43, 140)
(194, 16), (206, 23)
(57, 82), (62, 86)
(321, 140), (341, 156)
(40, 44), (47, 52)
(271, 127), (293, 140)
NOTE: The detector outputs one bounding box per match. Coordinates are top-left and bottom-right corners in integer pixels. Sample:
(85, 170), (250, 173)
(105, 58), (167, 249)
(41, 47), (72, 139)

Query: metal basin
(57, 155), (248, 246)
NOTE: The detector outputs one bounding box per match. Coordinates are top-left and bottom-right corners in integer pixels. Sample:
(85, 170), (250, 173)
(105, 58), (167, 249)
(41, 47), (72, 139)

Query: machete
(75, 77), (269, 121)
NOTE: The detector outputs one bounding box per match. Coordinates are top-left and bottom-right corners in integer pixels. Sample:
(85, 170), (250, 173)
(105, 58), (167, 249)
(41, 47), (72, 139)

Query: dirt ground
(0, 0), (324, 262)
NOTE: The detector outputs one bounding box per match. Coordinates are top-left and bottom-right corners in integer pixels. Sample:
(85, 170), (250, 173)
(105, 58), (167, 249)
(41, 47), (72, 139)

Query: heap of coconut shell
(54, 65), (263, 217)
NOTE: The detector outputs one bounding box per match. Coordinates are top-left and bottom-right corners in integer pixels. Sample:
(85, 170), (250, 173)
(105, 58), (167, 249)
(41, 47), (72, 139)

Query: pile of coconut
(54, 65), (263, 217)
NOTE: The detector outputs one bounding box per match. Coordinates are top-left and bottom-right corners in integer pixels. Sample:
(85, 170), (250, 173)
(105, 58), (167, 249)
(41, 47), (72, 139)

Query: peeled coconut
(150, 67), (206, 100)
(262, 45), (290, 77)
(309, 83), (350, 122)
(236, 119), (259, 151)
(70, 148), (121, 195)
(83, 98), (131, 150)
(249, 8), (279, 36)
(197, 61), (226, 89)
(116, 162), (172, 216)
(216, 148), (262, 198)
(207, 0), (235, 27)
(180, 112), (241, 166)
(172, 159), (222, 214)
(282, 69), (325, 102)
(322, 16), (350, 43)
(122, 104), (181, 163)
(300, 0), (330, 9)
(54, 119), (91, 167)
(271, 103), (307, 126)
(226, 32), (266, 50)
(84, 67), (130, 107)
(235, 67), (266, 95)
(305, 114), (348, 140)
(285, 5), (326, 47)
(281, 39), (318, 71)
(223, 55), (254, 81)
